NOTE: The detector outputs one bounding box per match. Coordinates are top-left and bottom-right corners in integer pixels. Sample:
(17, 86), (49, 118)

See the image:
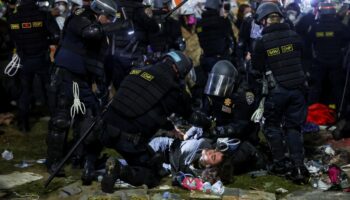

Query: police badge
(246, 92), (255, 105)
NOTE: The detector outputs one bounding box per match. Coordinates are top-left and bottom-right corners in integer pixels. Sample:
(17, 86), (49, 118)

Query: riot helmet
(205, 0), (222, 11)
(90, 0), (118, 18)
(164, 51), (193, 79)
(153, 0), (170, 9)
(255, 2), (283, 23)
(318, 2), (336, 16)
(70, 0), (83, 8)
(204, 60), (238, 97)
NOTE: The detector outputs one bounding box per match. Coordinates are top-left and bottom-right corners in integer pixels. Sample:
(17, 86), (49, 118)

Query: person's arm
(134, 7), (159, 34)
(251, 38), (266, 73)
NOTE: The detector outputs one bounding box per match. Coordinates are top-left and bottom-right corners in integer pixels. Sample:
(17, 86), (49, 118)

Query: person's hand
(170, 127), (185, 140)
(51, 7), (60, 16)
(245, 52), (251, 61)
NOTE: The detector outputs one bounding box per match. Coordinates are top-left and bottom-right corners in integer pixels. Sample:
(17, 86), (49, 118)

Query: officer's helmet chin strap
(70, 81), (86, 119)
(4, 53), (21, 77)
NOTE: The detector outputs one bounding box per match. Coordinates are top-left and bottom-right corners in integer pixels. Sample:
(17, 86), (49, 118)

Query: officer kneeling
(252, 3), (309, 184)
(85, 51), (194, 192)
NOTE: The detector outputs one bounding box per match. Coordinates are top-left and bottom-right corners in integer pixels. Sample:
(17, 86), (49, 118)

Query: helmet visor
(204, 73), (235, 97)
(91, 0), (117, 17)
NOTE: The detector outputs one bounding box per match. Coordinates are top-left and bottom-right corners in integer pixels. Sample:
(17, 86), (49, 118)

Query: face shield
(204, 73), (235, 97)
(90, 0), (118, 22)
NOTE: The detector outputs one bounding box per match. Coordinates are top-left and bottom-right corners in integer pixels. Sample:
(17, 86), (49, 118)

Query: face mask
(287, 10), (298, 22)
(288, 13), (296, 21)
(244, 12), (252, 18)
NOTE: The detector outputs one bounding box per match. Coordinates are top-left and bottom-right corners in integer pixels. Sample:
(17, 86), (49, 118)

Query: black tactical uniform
(149, 13), (184, 55)
(47, 0), (123, 180)
(187, 60), (259, 143)
(196, 0), (235, 75)
(252, 2), (308, 183)
(7, 0), (53, 132)
(98, 51), (193, 192)
(306, 3), (350, 108)
(237, 1), (294, 71)
(106, 0), (159, 89)
(0, 13), (15, 113)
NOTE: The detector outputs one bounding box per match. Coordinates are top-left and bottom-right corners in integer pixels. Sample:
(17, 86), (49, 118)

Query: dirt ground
(1, 117), (349, 199)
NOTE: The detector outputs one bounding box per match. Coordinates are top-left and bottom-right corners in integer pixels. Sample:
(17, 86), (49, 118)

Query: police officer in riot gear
(147, 0), (184, 60)
(185, 60), (259, 143)
(252, 2), (309, 184)
(307, 2), (350, 109)
(237, 0), (293, 73)
(93, 51), (193, 192)
(47, 0), (126, 182)
(105, 0), (159, 89)
(196, 0), (235, 76)
(7, 0), (54, 132)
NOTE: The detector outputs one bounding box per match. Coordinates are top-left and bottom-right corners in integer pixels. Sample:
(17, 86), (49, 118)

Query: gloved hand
(102, 20), (130, 33)
(210, 125), (235, 137)
(184, 126), (204, 140)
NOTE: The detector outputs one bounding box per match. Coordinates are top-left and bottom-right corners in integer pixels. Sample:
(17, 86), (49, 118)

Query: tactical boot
(288, 165), (310, 185)
(81, 159), (96, 186)
(101, 157), (121, 193)
(268, 159), (292, 176)
(332, 119), (346, 140)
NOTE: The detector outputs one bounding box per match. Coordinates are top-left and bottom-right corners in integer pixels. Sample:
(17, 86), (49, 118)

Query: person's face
(243, 7), (252, 15)
(55, 2), (68, 14)
(200, 149), (224, 167)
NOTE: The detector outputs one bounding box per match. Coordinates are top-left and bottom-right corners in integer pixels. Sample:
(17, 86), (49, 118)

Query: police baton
(44, 99), (113, 188)
(338, 44), (350, 118)
(164, 0), (190, 19)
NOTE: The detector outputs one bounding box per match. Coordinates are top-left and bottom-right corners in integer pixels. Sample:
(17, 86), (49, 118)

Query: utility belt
(53, 66), (89, 84)
(106, 124), (145, 146)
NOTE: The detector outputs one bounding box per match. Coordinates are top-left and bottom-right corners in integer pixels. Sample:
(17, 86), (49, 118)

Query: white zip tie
(251, 97), (266, 123)
(4, 53), (21, 76)
(70, 81), (86, 119)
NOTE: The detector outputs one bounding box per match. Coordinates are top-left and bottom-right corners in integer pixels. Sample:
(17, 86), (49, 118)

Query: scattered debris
(36, 158), (46, 164)
(0, 172), (42, 189)
(14, 160), (33, 168)
(1, 149), (13, 160)
(275, 187), (288, 194)
(59, 184), (82, 198)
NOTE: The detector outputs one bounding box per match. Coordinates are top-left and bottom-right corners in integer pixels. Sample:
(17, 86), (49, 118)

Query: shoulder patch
(75, 8), (85, 16)
(10, 24), (20, 30)
(140, 72), (154, 81)
(224, 98), (233, 107)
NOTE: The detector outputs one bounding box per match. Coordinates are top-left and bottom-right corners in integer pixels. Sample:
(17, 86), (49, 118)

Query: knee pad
(51, 110), (71, 129)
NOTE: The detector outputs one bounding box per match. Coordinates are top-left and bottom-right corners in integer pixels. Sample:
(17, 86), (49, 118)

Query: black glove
(102, 21), (130, 33)
(189, 110), (213, 131)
